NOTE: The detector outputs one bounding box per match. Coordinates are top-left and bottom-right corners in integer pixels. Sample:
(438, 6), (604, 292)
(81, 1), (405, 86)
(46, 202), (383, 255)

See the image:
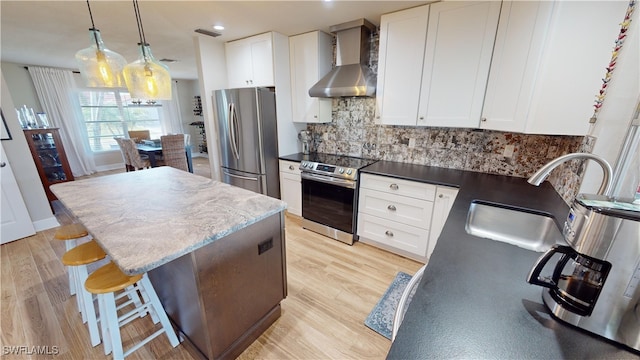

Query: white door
(1, 144), (35, 244)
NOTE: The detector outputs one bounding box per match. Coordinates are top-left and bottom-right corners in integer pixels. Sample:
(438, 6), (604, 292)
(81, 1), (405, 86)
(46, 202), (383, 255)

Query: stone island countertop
(51, 167), (286, 275)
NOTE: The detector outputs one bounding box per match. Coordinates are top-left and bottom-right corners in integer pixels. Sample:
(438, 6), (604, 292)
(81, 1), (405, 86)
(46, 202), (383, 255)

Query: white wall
(194, 34), (227, 181)
(0, 72), (58, 230)
(1, 62), (42, 112)
(581, 5), (639, 197)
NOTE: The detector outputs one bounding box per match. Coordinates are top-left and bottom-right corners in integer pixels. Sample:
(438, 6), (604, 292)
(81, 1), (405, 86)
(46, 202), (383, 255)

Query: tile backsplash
(307, 97), (595, 204)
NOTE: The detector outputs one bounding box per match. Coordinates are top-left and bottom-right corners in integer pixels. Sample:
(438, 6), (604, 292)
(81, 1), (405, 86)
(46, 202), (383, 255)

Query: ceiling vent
(194, 29), (222, 38)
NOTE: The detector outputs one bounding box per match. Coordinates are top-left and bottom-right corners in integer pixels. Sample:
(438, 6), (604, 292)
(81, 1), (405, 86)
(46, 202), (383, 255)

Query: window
(77, 90), (163, 152)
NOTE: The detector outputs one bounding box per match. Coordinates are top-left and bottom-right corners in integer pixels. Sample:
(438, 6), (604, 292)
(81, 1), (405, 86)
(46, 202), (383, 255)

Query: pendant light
(75, 0), (127, 88)
(123, 0), (172, 100)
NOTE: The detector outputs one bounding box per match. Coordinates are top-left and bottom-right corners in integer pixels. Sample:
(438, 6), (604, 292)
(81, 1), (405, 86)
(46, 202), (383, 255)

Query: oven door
(301, 172), (355, 234)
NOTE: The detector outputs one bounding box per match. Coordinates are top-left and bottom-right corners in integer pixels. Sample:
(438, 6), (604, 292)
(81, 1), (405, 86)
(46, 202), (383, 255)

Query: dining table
(136, 143), (194, 173)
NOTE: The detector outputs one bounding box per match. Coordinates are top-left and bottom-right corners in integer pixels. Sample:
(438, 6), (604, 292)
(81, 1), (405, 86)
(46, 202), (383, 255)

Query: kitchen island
(360, 161), (638, 359)
(51, 167), (287, 360)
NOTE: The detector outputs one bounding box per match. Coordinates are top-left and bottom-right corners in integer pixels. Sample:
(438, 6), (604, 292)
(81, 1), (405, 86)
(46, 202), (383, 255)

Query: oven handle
(301, 172), (356, 189)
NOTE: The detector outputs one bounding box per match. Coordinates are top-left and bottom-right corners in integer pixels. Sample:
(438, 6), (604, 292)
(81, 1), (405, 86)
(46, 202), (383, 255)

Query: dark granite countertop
(279, 152), (310, 162)
(360, 161), (638, 359)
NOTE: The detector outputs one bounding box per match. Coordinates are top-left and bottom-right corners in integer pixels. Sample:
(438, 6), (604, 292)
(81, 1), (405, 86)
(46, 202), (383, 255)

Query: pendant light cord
(133, 0), (148, 58)
(85, 0), (101, 50)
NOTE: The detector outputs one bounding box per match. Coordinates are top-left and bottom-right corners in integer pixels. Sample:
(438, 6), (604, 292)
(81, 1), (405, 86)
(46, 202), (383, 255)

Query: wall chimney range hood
(309, 18), (376, 98)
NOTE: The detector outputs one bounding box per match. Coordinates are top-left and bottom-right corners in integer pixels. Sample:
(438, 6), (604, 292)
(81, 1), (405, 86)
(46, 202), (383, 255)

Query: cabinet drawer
(359, 188), (432, 229)
(279, 160), (301, 176)
(357, 213), (429, 257)
(360, 173), (435, 200)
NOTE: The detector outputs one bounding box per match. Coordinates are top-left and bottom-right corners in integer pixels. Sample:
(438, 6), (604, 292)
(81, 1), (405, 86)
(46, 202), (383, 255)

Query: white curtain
(160, 80), (185, 138)
(28, 66), (96, 176)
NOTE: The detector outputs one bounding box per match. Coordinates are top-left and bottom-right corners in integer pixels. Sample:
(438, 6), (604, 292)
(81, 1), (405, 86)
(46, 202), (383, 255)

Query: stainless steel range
(299, 153), (377, 245)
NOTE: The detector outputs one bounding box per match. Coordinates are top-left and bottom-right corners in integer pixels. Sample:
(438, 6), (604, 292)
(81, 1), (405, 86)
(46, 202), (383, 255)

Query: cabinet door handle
(289, 165), (295, 170)
(481, 117), (487, 122)
(438, 194), (444, 198)
(385, 230), (394, 237)
(0, 162), (5, 168)
(419, 116), (425, 120)
(387, 205), (396, 211)
(389, 183), (399, 190)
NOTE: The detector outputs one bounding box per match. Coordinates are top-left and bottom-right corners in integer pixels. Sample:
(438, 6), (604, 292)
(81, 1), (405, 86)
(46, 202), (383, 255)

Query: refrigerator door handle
(223, 170), (259, 181)
(228, 103), (240, 160)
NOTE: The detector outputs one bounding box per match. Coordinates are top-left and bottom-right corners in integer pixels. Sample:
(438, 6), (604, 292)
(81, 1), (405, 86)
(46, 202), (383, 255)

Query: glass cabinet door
(24, 128), (74, 202)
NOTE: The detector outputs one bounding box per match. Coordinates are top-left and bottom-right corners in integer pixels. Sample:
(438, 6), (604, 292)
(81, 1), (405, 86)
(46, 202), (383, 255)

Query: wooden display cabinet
(24, 128), (74, 202)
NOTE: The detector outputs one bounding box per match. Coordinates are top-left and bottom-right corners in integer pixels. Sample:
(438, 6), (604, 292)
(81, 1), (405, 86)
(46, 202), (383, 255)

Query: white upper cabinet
(289, 31), (333, 123)
(417, 1), (501, 128)
(526, 1), (627, 135)
(376, 5), (429, 126)
(480, 2), (553, 133)
(225, 32), (275, 88)
(482, 1), (628, 135)
(376, 2), (500, 127)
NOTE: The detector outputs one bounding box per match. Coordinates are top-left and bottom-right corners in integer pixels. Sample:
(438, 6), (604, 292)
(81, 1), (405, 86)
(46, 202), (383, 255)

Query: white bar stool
(61, 239), (106, 347)
(54, 223), (91, 296)
(84, 261), (180, 360)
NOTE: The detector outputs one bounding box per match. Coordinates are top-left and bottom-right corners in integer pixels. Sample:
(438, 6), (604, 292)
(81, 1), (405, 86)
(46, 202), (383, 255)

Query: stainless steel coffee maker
(527, 194), (640, 351)
(298, 130), (312, 155)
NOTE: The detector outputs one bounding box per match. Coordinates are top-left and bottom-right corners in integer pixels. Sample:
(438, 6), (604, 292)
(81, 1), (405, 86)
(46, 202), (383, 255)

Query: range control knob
(346, 169), (353, 175)
(338, 168), (345, 174)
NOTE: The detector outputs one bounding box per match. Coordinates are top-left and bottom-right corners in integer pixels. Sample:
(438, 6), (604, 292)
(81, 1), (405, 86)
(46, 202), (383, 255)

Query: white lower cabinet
(358, 214), (430, 258)
(357, 173), (458, 263)
(427, 186), (459, 259)
(279, 160), (301, 216)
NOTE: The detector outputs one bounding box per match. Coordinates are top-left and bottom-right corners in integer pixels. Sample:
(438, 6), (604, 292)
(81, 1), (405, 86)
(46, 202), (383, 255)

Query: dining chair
(128, 130), (151, 144)
(113, 137), (133, 172)
(122, 138), (151, 170)
(159, 134), (189, 172)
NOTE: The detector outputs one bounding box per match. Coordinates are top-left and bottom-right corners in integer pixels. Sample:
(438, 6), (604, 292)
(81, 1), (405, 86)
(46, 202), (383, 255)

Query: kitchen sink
(465, 200), (565, 252)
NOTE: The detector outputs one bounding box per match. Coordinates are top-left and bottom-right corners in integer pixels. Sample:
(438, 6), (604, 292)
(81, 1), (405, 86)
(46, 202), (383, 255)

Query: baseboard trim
(32, 216), (60, 231)
(95, 163), (125, 172)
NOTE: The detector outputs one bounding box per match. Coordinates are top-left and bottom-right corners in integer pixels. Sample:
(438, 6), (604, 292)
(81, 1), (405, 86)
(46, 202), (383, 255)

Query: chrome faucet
(527, 153), (613, 196)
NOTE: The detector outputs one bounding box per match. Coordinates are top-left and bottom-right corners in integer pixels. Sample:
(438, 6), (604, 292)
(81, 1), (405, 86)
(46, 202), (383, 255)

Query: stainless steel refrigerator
(214, 87), (280, 198)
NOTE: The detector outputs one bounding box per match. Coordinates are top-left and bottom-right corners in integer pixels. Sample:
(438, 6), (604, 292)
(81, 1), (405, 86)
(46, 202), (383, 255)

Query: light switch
(504, 145), (515, 158)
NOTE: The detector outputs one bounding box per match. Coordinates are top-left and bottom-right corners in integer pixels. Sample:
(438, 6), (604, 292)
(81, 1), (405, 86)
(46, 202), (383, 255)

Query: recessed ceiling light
(213, 25), (225, 31)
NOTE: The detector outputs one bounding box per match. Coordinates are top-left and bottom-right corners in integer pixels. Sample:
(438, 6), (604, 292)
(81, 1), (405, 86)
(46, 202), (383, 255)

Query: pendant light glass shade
(75, 28), (127, 88)
(123, 43), (171, 100)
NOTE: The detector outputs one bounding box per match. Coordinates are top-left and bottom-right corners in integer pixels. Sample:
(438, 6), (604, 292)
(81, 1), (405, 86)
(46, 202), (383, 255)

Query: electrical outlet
(503, 145), (515, 158)
(408, 138), (416, 148)
(323, 132), (329, 140)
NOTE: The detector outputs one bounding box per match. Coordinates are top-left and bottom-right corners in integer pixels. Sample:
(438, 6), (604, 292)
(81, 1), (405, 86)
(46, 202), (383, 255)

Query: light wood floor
(1, 159), (422, 359)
